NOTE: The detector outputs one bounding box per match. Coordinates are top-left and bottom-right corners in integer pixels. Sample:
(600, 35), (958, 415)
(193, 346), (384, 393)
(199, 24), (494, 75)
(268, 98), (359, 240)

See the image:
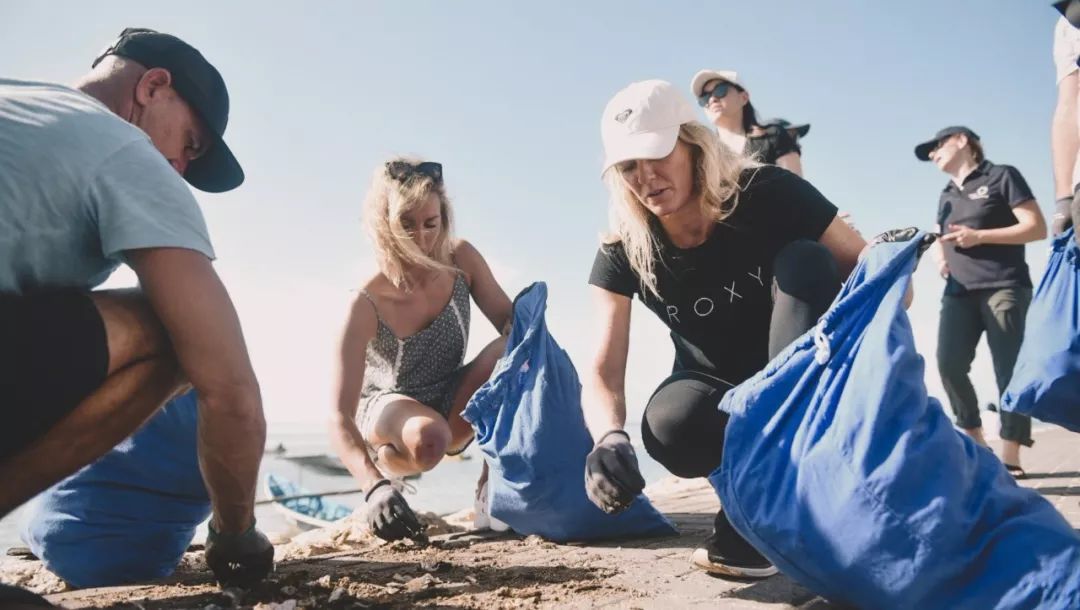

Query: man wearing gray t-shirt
(0, 28), (272, 597)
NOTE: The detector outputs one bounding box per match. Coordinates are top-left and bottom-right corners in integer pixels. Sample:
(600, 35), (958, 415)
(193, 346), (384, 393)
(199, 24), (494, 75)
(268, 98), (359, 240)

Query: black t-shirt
(935, 160), (1035, 296)
(744, 124), (801, 165)
(588, 166), (838, 386)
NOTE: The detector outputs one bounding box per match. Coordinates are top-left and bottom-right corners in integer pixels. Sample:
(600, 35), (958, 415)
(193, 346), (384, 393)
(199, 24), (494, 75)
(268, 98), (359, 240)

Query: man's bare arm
(127, 247), (265, 534)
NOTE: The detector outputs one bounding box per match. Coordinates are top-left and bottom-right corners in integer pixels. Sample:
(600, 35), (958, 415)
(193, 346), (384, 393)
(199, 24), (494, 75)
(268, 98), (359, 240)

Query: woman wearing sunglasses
(690, 70), (804, 177)
(584, 81), (865, 578)
(330, 157), (512, 541)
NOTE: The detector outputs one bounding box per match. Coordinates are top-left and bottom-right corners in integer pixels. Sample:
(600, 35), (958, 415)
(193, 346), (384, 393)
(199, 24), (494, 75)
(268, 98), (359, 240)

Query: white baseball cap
(600, 80), (699, 175)
(690, 69), (746, 97)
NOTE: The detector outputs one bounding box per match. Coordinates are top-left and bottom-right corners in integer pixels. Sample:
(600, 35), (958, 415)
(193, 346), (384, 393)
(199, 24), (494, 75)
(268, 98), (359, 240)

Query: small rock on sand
(419, 558), (445, 572)
(254, 601), (297, 610)
(405, 573), (438, 592)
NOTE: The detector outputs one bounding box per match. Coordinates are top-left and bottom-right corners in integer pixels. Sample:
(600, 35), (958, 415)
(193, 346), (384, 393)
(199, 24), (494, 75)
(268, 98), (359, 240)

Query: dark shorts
(0, 291), (109, 461)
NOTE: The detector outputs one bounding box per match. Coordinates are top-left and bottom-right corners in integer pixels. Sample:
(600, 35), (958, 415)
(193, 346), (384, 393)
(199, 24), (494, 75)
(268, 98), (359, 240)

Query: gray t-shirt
(0, 78), (215, 295)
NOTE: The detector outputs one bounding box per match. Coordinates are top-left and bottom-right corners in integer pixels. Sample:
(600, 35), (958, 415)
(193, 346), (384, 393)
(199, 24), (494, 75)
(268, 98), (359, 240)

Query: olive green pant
(936, 287), (1033, 446)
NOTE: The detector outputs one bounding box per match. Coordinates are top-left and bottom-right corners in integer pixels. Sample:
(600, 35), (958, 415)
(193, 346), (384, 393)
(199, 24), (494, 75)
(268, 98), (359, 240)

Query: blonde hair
(362, 156), (455, 290)
(601, 121), (754, 299)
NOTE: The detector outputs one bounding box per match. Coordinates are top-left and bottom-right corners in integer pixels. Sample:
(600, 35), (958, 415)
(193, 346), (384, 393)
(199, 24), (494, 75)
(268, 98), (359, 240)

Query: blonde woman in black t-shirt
(583, 80), (866, 579)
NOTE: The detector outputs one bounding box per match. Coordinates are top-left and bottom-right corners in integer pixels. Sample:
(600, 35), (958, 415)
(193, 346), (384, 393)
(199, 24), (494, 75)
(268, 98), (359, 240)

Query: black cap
(914, 126), (980, 161)
(1055, 1), (1080, 29)
(93, 28), (243, 193)
(764, 118), (810, 139)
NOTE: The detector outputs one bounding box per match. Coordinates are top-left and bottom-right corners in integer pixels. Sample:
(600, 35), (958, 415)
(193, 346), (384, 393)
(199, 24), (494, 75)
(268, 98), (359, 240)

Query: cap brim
(185, 132), (244, 193)
(1058, 0), (1080, 28)
(601, 126), (681, 176)
(793, 124), (810, 138)
(691, 71), (722, 97)
(914, 138), (938, 161)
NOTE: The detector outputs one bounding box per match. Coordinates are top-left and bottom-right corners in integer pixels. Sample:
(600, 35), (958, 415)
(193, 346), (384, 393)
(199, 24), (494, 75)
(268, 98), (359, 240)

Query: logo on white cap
(600, 80), (699, 175)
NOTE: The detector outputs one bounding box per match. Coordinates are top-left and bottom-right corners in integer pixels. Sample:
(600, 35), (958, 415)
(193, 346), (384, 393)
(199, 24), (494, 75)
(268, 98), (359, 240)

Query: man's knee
(401, 417), (450, 471)
(88, 289), (171, 374)
(641, 371), (729, 479)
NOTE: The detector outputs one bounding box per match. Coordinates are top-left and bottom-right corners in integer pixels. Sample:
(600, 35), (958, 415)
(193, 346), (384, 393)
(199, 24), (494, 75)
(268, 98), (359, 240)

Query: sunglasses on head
(386, 160), (443, 184)
(697, 81), (734, 107)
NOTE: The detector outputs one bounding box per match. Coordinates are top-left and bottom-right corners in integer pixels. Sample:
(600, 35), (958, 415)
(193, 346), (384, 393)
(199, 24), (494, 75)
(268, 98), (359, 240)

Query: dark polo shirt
(935, 160), (1035, 296)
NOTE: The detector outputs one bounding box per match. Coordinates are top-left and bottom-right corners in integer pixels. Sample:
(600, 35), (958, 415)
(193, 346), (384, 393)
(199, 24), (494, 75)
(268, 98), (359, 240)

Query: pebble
(404, 573), (437, 592)
(328, 587), (346, 602)
(280, 585), (297, 596)
(419, 558), (445, 573)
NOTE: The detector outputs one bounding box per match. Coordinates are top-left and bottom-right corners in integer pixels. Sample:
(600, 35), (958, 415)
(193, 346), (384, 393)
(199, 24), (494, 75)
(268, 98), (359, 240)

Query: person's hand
(364, 479), (425, 541)
(205, 520), (275, 589)
(937, 258), (950, 279)
(940, 224), (982, 249)
(584, 430), (645, 514)
(865, 227), (938, 260)
(1052, 196), (1073, 236)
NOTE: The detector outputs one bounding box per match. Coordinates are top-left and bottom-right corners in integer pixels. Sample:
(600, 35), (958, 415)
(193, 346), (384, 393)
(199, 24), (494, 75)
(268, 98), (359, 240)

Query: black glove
(205, 520), (275, 589)
(868, 227), (937, 260)
(364, 479), (425, 541)
(584, 430), (646, 515)
(1053, 196), (1073, 237)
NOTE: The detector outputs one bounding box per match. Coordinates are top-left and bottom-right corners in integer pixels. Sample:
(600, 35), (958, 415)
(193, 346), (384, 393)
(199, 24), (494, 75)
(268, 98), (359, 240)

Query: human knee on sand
(0, 27), (272, 601)
(328, 157), (513, 543)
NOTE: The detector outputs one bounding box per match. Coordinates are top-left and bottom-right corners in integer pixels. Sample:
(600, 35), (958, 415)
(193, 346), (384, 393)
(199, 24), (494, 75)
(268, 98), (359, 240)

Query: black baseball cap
(1055, 1), (1080, 29)
(914, 126), (980, 161)
(93, 27), (243, 193)
(765, 118), (810, 139)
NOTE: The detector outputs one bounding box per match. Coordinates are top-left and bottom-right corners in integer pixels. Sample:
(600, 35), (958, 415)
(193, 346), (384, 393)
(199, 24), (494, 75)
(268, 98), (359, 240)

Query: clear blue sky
(1, 1), (1060, 432)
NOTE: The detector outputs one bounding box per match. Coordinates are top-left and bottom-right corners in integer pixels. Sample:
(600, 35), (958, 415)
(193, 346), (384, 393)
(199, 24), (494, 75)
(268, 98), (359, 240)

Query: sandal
(1005, 464), (1027, 480)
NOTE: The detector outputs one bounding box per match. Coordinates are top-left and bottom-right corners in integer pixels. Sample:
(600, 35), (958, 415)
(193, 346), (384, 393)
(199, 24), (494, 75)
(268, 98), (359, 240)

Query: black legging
(641, 240), (841, 478)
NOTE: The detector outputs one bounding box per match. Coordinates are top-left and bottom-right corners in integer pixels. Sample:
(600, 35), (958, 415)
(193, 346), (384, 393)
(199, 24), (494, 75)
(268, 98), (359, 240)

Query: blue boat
(265, 474), (354, 529)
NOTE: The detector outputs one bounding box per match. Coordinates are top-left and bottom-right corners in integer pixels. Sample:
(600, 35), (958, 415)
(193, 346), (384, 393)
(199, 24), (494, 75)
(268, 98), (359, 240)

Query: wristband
(365, 478), (392, 501)
(596, 429), (631, 445)
(208, 518), (257, 539)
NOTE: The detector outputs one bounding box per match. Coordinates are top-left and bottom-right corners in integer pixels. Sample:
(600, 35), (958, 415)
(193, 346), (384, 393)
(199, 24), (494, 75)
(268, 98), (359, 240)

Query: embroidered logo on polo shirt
(968, 185), (990, 200)
(615, 109), (633, 123)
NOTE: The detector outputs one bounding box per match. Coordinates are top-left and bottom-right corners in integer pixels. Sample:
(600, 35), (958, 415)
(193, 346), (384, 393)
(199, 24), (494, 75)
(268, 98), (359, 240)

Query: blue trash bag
(462, 282), (676, 542)
(1000, 228), (1080, 432)
(708, 235), (1080, 610)
(22, 390), (211, 588)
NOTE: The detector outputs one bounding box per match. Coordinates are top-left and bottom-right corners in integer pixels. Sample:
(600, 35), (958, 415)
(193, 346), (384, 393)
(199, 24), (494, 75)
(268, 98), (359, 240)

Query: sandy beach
(2, 426), (1076, 610)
